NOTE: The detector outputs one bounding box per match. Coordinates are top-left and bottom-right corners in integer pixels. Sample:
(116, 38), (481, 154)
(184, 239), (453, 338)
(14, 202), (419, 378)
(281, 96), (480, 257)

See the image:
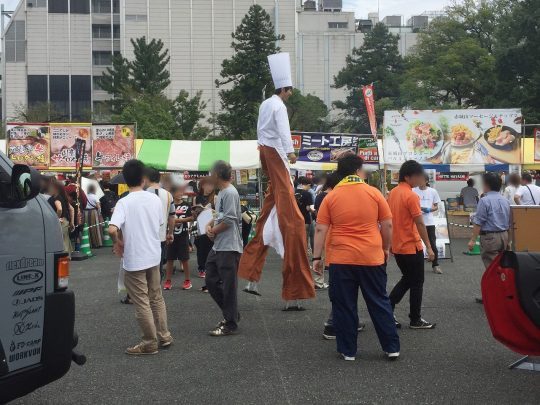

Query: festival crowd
(39, 52), (540, 362)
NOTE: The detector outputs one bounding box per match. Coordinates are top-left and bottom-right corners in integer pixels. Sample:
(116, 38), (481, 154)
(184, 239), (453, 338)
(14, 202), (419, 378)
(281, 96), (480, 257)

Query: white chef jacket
(257, 95), (294, 162)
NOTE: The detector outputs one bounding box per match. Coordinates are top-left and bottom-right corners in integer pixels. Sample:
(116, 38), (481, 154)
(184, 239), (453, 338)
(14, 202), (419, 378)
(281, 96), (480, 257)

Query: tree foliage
(334, 23), (404, 133)
(171, 90), (210, 140)
(129, 37), (171, 96)
(98, 37), (209, 138)
(215, 4), (284, 139)
(287, 90), (330, 132)
(119, 95), (176, 140)
(99, 54), (131, 113)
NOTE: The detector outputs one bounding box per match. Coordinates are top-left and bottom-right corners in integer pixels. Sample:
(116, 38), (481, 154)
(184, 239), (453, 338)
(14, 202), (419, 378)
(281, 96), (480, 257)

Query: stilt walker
(238, 52), (315, 309)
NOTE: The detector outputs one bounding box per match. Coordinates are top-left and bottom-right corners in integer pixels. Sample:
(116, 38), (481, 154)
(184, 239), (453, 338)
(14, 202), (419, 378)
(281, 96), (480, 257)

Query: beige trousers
(124, 266), (171, 350)
(480, 231), (509, 269)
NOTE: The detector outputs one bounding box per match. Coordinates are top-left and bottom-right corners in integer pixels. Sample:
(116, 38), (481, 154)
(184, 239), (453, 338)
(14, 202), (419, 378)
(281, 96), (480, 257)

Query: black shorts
(167, 232), (190, 261)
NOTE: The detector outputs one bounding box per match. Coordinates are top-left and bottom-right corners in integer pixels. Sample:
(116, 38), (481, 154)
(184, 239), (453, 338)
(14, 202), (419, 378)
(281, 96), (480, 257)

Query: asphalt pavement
(12, 240), (539, 404)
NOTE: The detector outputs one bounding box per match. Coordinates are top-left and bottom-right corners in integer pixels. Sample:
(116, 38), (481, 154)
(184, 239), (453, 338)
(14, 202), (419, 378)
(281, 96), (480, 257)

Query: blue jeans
(329, 263), (400, 357)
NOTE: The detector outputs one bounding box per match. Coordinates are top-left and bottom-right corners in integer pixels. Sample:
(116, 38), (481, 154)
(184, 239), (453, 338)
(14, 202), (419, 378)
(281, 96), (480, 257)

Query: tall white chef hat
(268, 52), (293, 90)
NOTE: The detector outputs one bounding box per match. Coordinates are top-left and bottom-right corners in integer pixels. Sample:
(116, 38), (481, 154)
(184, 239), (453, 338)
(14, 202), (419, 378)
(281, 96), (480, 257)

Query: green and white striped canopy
(136, 140), (260, 171)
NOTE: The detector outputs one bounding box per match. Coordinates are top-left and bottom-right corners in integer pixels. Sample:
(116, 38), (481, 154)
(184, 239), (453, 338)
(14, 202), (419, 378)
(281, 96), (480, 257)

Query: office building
(2, 1), (418, 126)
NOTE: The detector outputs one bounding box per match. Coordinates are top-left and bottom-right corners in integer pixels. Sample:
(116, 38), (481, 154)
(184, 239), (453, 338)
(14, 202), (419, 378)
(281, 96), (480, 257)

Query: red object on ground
(481, 253), (540, 356)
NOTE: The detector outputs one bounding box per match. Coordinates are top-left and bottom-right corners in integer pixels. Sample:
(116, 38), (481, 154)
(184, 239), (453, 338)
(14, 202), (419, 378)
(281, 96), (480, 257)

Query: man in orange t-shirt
(314, 155), (400, 361)
(387, 160), (436, 330)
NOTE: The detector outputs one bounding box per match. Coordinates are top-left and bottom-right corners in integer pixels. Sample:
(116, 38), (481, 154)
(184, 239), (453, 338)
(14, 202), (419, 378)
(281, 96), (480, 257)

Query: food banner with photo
(383, 109), (522, 166)
(92, 124), (136, 168)
(50, 123), (92, 169)
(6, 123), (50, 169)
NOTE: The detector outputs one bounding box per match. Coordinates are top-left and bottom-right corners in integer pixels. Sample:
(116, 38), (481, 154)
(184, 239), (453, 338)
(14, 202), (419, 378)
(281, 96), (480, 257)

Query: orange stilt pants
(238, 146), (315, 300)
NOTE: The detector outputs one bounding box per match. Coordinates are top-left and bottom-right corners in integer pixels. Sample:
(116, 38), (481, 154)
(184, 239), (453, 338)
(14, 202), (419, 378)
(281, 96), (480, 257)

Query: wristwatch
(312, 257), (322, 261)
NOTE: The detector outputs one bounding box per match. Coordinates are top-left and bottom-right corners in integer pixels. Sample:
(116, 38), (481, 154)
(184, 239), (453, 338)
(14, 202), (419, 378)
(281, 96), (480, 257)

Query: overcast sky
(1, 0), (451, 20)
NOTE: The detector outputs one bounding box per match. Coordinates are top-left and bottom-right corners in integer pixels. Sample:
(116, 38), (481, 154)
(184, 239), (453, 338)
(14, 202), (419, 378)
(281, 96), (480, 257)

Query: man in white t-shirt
(109, 160), (173, 355)
(144, 167), (175, 279)
(514, 173), (540, 206)
(414, 174), (443, 274)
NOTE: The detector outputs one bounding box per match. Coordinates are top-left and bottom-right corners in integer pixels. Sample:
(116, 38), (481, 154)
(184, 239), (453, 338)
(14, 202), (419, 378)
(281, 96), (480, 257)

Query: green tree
(118, 95), (176, 139)
(333, 23), (404, 133)
(171, 90), (211, 140)
(287, 90), (330, 132)
(99, 54), (131, 113)
(215, 4), (284, 139)
(494, 0), (540, 123)
(11, 102), (68, 123)
(129, 37), (171, 96)
(403, 32), (496, 107)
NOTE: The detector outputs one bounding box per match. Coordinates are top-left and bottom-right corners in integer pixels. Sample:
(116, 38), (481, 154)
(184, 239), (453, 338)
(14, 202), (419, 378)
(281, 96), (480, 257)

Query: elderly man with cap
(239, 52), (315, 309)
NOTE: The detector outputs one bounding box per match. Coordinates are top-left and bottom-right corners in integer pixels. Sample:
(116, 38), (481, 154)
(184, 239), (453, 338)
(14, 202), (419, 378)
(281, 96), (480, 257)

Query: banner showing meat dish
(293, 133), (359, 164)
(6, 124), (50, 169)
(49, 124), (92, 168)
(92, 124), (135, 168)
(357, 136), (379, 164)
(383, 109), (522, 165)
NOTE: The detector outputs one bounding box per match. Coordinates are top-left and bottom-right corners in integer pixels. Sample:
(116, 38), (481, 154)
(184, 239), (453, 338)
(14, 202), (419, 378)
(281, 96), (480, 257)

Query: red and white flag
(362, 84), (377, 139)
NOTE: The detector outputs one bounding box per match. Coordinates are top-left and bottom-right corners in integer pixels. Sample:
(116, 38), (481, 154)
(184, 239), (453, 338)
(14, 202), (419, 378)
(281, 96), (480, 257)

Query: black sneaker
(394, 315), (402, 329)
(409, 318), (436, 329)
(323, 325), (336, 340)
(209, 325), (236, 336)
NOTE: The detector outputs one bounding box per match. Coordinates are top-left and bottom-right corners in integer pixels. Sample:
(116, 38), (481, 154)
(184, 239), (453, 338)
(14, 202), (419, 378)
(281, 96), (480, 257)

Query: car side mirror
(0, 164), (41, 205)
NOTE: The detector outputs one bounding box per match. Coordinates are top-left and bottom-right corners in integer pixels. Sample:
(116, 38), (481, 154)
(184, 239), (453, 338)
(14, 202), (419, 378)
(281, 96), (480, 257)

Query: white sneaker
(433, 266), (442, 274)
(340, 353), (356, 361)
(386, 352), (400, 360)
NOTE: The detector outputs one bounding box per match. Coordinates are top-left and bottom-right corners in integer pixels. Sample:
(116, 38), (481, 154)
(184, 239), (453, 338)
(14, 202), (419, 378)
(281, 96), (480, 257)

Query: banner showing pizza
(92, 124), (136, 168)
(49, 123), (92, 169)
(6, 123), (50, 169)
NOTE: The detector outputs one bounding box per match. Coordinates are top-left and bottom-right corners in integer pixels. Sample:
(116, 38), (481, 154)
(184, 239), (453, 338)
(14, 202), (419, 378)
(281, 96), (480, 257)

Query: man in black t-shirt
(295, 177), (315, 255)
(164, 187), (194, 291)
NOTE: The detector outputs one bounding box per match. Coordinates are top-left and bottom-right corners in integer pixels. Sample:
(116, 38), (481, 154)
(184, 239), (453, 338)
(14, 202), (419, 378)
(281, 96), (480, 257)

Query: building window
(328, 22), (348, 29)
(93, 24), (111, 38)
(5, 21), (25, 63)
(27, 0), (47, 8)
(71, 75), (91, 120)
(93, 76), (104, 91)
(125, 14), (148, 22)
(92, 0), (119, 14)
(27, 75), (48, 105)
(92, 24), (120, 39)
(70, 0), (90, 14)
(50, 75), (70, 119)
(93, 51), (113, 66)
(49, 0), (68, 13)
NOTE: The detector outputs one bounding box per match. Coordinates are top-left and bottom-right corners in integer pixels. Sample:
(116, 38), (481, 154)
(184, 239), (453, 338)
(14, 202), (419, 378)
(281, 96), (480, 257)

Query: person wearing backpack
(100, 182), (119, 220)
(514, 173), (540, 206)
